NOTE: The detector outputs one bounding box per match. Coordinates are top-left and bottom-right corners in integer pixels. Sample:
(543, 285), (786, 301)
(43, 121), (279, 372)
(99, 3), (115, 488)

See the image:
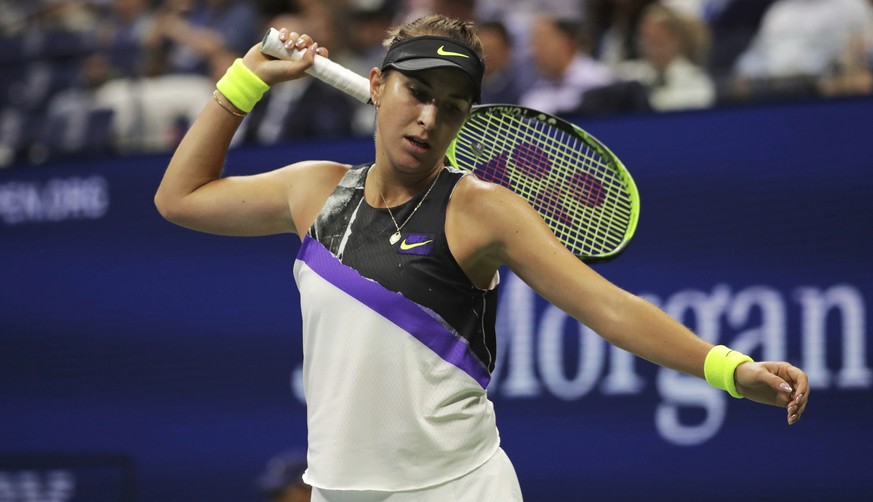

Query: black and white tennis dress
(293, 164), (501, 491)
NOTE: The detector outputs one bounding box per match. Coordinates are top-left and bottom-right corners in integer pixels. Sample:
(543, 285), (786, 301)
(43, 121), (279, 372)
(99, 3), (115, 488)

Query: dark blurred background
(1, 1), (872, 501)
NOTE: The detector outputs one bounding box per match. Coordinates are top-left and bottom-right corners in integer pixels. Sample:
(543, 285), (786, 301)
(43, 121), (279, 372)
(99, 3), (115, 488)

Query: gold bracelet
(212, 89), (246, 117)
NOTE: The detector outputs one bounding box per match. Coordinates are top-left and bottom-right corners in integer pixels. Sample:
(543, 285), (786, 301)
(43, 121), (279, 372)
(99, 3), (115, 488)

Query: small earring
(374, 101), (381, 110)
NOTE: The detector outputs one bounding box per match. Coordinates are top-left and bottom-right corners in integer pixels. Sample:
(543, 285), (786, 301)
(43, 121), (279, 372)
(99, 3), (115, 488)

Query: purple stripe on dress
(297, 235), (490, 388)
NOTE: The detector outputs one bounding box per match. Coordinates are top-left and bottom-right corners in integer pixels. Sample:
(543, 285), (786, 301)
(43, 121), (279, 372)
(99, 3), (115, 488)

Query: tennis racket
(261, 28), (640, 262)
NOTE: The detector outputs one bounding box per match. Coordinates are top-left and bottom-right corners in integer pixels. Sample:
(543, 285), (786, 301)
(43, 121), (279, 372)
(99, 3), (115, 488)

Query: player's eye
(408, 85), (429, 103)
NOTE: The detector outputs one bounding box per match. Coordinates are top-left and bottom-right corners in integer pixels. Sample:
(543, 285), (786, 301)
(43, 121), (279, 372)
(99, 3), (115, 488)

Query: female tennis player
(154, 14), (809, 501)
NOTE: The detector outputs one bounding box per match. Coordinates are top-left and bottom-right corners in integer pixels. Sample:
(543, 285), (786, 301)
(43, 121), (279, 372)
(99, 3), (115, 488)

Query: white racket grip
(260, 27), (372, 104)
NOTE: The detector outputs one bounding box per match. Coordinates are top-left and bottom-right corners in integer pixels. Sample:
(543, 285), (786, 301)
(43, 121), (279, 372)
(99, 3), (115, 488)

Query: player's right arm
(154, 30), (345, 237)
(155, 144), (347, 236)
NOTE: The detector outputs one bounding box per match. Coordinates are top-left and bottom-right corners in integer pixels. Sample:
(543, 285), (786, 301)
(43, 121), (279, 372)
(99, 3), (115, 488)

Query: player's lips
(404, 136), (430, 152)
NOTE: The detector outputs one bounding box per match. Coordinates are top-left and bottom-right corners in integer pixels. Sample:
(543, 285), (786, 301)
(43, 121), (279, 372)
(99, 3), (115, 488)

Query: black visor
(381, 36), (484, 103)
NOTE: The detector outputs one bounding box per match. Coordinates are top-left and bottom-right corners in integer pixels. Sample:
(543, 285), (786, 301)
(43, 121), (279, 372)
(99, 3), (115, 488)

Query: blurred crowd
(1, 0), (871, 167)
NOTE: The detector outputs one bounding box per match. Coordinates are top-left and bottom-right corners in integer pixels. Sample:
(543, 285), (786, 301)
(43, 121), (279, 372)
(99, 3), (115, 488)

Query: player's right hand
(241, 29), (329, 86)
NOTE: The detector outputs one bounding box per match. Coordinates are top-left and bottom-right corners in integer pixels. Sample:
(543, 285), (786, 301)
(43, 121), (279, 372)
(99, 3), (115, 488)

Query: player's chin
(396, 150), (441, 171)
(399, 144), (440, 168)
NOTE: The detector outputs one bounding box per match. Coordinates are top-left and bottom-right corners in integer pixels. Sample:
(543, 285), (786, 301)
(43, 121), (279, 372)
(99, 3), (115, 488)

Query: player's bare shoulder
(274, 160), (351, 237)
(449, 171), (557, 254)
(452, 170), (502, 200)
(447, 172), (534, 263)
(272, 160), (349, 202)
(276, 160), (350, 186)
(450, 172), (533, 223)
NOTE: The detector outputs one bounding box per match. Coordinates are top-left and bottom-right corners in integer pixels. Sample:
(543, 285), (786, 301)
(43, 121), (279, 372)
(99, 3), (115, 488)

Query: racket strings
(456, 111), (634, 257)
(563, 136), (633, 252)
(509, 117), (632, 251)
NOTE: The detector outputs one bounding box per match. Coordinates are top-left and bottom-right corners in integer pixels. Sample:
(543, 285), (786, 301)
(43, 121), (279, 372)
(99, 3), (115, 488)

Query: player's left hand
(735, 361), (809, 425)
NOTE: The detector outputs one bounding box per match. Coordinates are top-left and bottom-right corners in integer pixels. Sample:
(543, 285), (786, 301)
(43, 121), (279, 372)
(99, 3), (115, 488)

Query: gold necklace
(379, 171), (440, 245)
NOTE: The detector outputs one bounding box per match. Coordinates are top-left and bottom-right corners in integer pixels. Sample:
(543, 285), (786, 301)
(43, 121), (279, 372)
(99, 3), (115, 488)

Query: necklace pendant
(389, 232), (401, 245)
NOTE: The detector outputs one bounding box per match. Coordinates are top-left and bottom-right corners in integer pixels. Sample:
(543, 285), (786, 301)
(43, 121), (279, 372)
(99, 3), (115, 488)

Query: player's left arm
(450, 177), (808, 424)
(451, 176), (712, 375)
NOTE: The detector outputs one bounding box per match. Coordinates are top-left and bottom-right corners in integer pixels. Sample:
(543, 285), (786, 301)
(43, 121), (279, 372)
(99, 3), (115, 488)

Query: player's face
(375, 68), (473, 174)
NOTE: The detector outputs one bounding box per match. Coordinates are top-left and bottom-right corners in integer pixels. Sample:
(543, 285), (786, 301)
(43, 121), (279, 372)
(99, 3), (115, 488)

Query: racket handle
(260, 27), (372, 104)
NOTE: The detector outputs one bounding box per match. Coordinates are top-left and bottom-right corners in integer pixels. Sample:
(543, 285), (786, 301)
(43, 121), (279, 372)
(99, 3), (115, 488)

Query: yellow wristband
(215, 58), (269, 113)
(704, 345), (753, 399)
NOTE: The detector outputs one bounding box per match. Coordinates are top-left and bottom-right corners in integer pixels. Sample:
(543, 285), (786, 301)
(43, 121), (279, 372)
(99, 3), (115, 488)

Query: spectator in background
(343, 1), (400, 75)
(93, 0), (252, 154)
(240, 10), (357, 143)
(0, 0), (103, 164)
(256, 451), (311, 502)
(431, 0), (477, 21)
(38, 47), (116, 161)
(730, 0), (873, 102)
(398, 0), (476, 22)
(475, 0), (581, 42)
(144, 0), (260, 77)
(93, 0), (156, 79)
(474, 0), (583, 90)
(478, 20), (522, 104)
(818, 2), (873, 98)
(615, 3), (715, 111)
(696, 0), (777, 91)
(520, 14), (613, 116)
(341, 0), (400, 136)
(586, 0), (658, 71)
(93, 67), (215, 153)
(660, 0), (754, 21)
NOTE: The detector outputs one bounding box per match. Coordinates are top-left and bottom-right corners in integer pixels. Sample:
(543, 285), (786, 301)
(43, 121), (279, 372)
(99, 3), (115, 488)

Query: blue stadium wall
(1, 97), (871, 501)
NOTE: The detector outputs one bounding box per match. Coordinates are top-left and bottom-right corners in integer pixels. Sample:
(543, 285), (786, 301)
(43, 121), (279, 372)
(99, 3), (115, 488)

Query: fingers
(739, 361), (811, 426)
(787, 392), (805, 425)
(245, 28), (328, 85)
(777, 363), (810, 425)
(787, 371), (809, 425)
(277, 29), (327, 57)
